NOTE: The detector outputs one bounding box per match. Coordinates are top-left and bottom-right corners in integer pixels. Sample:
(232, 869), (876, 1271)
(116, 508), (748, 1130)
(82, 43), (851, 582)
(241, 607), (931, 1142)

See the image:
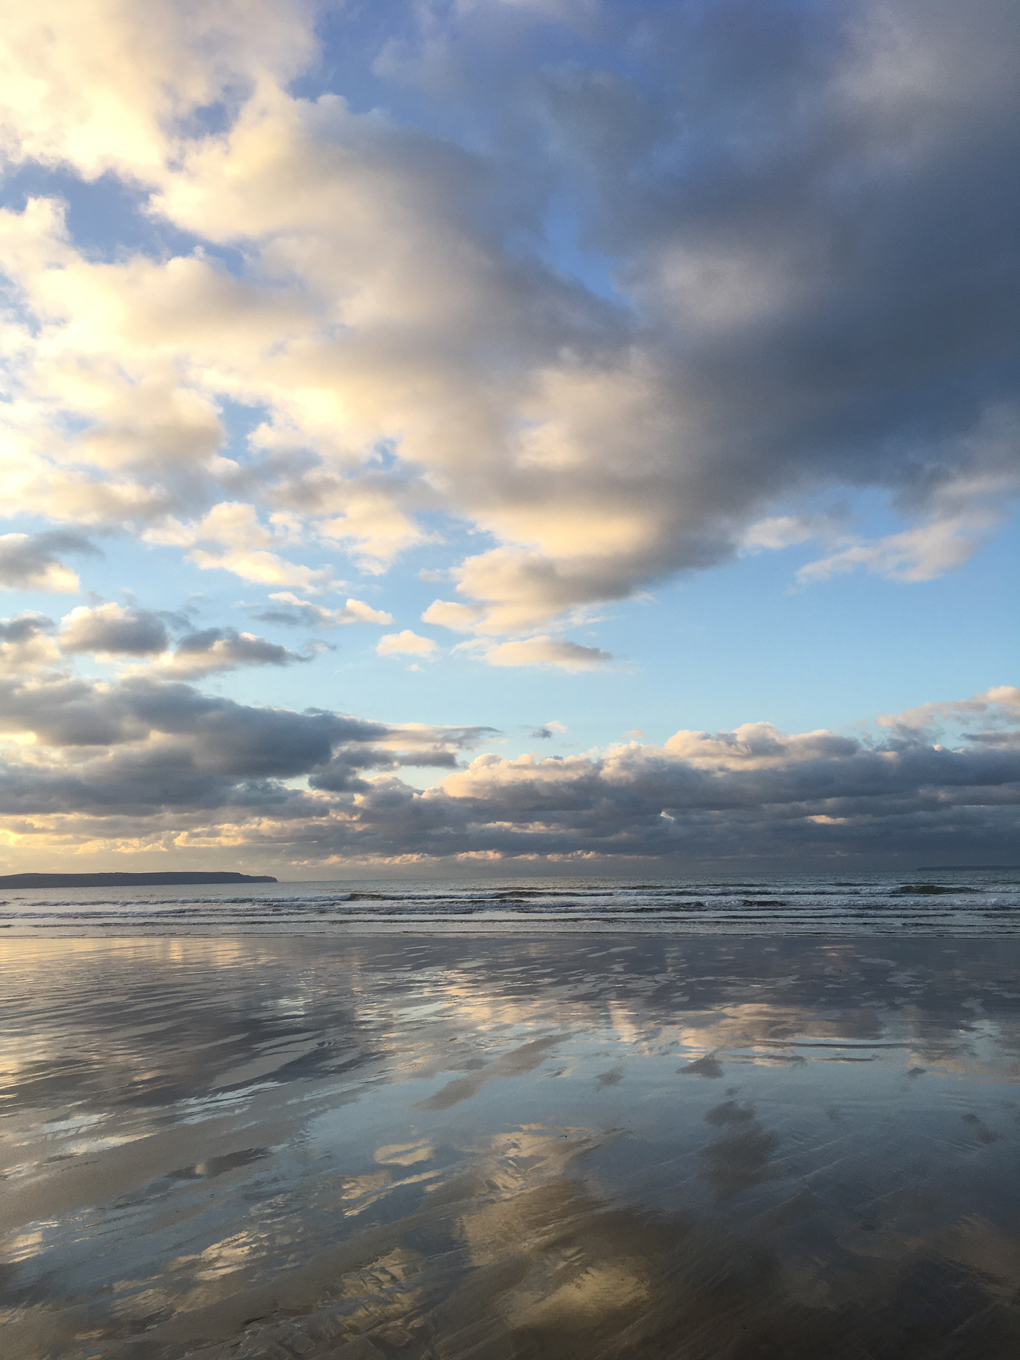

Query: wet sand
(2, 935), (1018, 1359)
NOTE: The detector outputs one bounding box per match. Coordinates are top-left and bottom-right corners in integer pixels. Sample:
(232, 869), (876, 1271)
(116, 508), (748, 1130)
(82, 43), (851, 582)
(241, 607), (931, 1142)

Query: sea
(2, 867), (1018, 935)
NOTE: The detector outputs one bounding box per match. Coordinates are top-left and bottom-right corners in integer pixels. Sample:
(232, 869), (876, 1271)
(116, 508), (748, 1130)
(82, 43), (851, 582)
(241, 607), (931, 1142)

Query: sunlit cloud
(59, 603), (169, 656)
(257, 592), (392, 628)
(0, 532), (100, 593)
(475, 636), (613, 671)
(376, 630), (439, 658)
(0, 0), (1013, 639)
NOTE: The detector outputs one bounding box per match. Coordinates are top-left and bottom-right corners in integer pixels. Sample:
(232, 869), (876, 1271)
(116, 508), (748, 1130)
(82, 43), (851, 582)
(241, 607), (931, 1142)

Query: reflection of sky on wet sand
(1, 935), (1018, 1359)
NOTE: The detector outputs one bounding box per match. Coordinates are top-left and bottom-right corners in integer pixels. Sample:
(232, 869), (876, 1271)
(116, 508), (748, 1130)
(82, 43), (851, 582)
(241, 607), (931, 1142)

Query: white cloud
(263, 592), (393, 627)
(663, 723), (858, 770)
(796, 513), (997, 584)
(877, 685), (1020, 739)
(0, 0), (315, 180)
(145, 503), (338, 590)
(477, 637), (613, 670)
(377, 630), (438, 657)
(187, 546), (335, 590)
(740, 515), (830, 553)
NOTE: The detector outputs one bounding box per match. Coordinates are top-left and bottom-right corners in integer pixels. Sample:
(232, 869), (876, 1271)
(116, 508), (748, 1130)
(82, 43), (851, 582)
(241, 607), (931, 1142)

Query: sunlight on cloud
(0, 614), (59, 674)
(59, 603), (168, 656)
(476, 637), (613, 671)
(0, 0), (1013, 644)
(876, 686), (1020, 740)
(740, 516), (830, 553)
(796, 513), (998, 584)
(662, 724), (858, 770)
(0, 0), (315, 179)
(263, 593), (393, 627)
(0, 532), (96, 593)
(377, 630), (438, 658)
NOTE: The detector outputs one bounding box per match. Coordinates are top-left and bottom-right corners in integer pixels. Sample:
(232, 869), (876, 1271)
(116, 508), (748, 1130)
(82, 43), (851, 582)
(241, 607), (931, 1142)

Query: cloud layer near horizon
(0, 0), (1017, 664)
(1, 611), (1015, 871)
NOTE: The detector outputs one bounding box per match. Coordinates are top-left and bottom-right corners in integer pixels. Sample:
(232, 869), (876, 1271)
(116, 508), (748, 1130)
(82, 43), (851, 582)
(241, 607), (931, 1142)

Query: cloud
(377, 630), (438, 657)
(0, 613), (53, 643)
(421, 600), (484, 632)
(876, 686), (1020, 741)
(147, 504), (338, 591)
(662, 724), (860, 770)
(156, 627), (316, 676)
(0, 531), (100, 593)
(796, 512), (999, 584)
(59, 603), (169, 655)
(0, 0), (1014, 631)
(256, 592), (393, 628)
(740, 515), (832, 553)
(0, 0), (315, 179)
(0, 648), (500, 824)
(0, 608), (1014, 867)
(479, 637), (613, 670)
(54, 603), (320, 674)
(0, 612), (58, 675)
(531, 719), (568, 739)
(0, 670), (361, 766)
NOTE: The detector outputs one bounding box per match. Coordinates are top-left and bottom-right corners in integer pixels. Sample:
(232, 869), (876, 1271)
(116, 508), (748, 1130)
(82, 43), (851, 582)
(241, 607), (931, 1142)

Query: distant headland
(0, 872), (278, 888)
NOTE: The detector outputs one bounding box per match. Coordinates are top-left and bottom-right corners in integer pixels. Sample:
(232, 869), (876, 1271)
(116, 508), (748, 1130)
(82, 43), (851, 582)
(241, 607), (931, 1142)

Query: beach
(2, 929), (1019, 1359)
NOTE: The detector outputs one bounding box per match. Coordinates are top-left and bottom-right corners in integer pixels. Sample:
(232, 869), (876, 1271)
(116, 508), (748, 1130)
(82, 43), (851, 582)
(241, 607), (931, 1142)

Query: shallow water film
(2, 935), (1019, 1359)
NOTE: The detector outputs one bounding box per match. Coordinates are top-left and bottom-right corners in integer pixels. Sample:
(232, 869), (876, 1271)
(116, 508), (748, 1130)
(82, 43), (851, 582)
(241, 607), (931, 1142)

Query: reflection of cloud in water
(679, 1053), (723, 1077)
(700, 1100), (783, 1198)
(204, 1129), (1020, 1360)
(414, 1034), (569, 1111)
(374, 1143), (434, 1166)
(0, 935), (1018, 1358)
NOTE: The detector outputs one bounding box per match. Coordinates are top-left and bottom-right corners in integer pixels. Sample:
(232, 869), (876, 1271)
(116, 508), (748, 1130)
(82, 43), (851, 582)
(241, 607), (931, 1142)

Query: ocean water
(1, 868), (1018, 935)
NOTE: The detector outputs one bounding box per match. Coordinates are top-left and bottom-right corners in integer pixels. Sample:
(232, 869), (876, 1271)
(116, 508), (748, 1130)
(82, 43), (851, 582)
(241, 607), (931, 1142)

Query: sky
(0, 0), (1017, 878)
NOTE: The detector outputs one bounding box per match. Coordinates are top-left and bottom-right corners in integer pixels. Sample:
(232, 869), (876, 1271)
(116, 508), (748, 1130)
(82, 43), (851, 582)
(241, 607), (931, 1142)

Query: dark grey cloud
(0, 613), (54, 643)
(0, 531), (100, 592)
(353, 0), (1020, 627)
(169, 627), (316, 674)
(55, 606), (324, 673)
(308, 727), (499, 792)
(250, 607), (310, 628)
(0, 611), (59, 675)
(249, 595), (392, 629)
(291, 732), (1018, 867)
(537, 0), (1019, 526)
(0, 669), (378, 759)
(59, 604), (169, 655)
(0, 662), (1015, 865)
(0, 661), (498, 816)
